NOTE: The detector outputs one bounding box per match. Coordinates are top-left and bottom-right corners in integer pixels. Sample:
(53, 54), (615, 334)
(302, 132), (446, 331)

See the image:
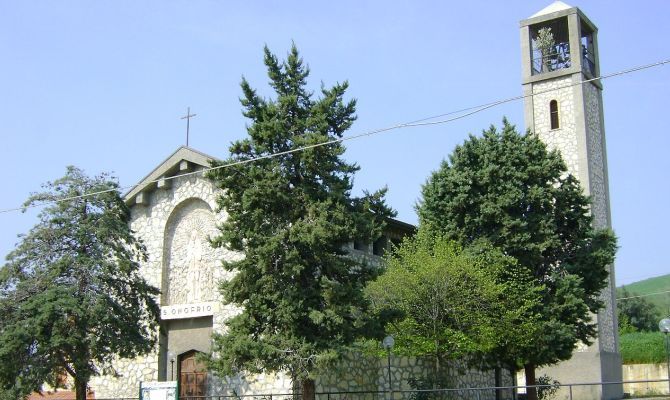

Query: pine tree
(207, 45), (393, 399)
(0, 167), (160, 400)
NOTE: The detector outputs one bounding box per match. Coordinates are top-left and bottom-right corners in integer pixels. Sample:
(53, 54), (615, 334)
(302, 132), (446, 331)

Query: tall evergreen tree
(207, 45), (393, 399)
(417, 120), (617, 400)
(0, 167), (160, 400)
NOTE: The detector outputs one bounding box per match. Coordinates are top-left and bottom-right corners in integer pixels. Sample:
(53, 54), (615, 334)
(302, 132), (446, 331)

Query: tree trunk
(524, 363), (537, 400)
(433, 350), (440, 389)
(301, 378), (316, 400)
(494, 366), (502, 400)
(74, 375), (88, 400)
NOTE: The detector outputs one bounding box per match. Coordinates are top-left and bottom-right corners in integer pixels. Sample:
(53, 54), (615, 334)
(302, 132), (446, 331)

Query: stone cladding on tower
(529, 75), (617, 355)
(520, 3), (621, 399)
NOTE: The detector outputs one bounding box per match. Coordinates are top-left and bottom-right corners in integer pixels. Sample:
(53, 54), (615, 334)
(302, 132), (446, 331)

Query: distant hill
(617, 273), (670, 318)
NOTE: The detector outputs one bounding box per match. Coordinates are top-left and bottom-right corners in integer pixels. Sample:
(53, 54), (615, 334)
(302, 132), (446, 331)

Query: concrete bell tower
(520, 2), (622, 399)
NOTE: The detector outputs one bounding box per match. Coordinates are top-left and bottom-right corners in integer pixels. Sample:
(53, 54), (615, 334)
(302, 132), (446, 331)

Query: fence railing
(47, 378), (670, 400)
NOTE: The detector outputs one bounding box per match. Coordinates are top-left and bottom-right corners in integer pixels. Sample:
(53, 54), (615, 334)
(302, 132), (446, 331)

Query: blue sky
(1, 1), (668, 286)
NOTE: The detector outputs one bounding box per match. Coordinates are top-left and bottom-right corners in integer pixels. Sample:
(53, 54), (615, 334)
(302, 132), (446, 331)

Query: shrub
(620, 332), (668, 364)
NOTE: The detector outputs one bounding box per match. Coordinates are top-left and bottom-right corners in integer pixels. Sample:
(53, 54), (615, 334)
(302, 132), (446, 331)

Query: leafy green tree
(0, 167), (160, 400)
(417, 120), (617, 400)
(617, 287), (660, 333)
(366, 230), (542, 388)
(207, 45), (393, 399)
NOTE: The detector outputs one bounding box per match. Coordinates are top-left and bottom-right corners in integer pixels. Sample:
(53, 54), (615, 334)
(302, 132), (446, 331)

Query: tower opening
(530, 17), (570, 74)
(550, 100), (560, 129)
(580, 21), (596, 76)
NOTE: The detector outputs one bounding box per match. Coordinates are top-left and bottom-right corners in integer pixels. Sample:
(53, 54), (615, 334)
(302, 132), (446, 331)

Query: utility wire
(617, 272), (670, 283)
(1, 58), (669, 215)
(617, 290), (670, 301)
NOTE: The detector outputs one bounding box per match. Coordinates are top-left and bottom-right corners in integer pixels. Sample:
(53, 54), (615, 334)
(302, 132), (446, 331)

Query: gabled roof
(530, 1), (573, 18)
(124, 146), (219, 203)
(124, 146), (416, 232)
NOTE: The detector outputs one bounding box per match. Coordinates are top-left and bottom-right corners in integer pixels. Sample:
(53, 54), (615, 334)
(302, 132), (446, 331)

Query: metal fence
(52, 379), (670, 400)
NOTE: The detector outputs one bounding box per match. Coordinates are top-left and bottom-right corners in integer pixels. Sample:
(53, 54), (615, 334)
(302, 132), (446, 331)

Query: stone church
(87, 2), (620, 399)
(90, 146), (423, 398)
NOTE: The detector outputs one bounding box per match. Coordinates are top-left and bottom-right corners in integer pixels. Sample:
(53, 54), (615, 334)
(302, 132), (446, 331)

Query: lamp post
(383, 335), (395, 400)
(660, 318), (670, 395)
(167, 351), (176, 381)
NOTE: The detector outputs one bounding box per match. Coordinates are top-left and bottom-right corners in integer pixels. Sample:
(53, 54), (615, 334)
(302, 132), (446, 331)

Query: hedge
(620, 332), (669, 364)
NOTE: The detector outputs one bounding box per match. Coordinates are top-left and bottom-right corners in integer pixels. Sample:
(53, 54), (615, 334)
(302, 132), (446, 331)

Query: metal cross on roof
(181, 107), (197, 147)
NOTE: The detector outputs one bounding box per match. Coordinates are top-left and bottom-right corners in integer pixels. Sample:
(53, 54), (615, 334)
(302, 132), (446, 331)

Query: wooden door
(179, 350), (207, 399)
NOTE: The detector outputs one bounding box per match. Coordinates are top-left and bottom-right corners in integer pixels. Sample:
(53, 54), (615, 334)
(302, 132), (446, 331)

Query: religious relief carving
(186, 230), (205, 303)
(164, 199), (219, 306)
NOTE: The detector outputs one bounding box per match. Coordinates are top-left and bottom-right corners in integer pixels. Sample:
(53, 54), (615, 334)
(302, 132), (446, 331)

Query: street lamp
(660, 318), (670, 395)
(167, 350), (176, 381)
(383, 335), (395, 400)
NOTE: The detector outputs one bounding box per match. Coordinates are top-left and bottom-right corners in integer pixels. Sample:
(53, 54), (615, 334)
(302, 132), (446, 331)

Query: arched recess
(162, 197), (218, 305)
(178, 350), (207, 399)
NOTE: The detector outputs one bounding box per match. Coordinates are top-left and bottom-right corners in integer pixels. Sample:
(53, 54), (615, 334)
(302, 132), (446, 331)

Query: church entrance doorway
(179, 350), (207, 399)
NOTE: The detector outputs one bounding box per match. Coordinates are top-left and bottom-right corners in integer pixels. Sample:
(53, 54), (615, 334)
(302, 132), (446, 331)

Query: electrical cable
(617, 290), (670, 301)
(1, 58), (668, 215)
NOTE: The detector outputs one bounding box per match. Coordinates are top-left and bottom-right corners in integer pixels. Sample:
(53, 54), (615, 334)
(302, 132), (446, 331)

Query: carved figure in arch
(164, 198), (218, 305)
(186, 229), (204, 303)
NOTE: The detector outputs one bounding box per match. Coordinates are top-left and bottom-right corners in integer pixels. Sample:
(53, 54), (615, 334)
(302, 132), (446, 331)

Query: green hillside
(617, 273), (670, 318)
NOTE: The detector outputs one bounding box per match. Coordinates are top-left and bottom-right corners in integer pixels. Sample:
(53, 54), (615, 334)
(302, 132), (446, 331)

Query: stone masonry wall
(584, 82), (617, 354)
(532, 76), (580, 177)
(531, 75), (617, 355)
(317, 355), (514, 400)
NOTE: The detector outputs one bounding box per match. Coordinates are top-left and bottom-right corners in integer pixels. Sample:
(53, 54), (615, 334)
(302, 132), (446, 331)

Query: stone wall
(532, 76), (580, 178)
(622, 364), (669, 396)
(317, 355), (514, 400)
(584, 81), (617, 355)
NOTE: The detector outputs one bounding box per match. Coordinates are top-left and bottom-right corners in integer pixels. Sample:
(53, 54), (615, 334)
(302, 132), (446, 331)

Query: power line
(617, 290), (670, 301)
(1, 58), (669, 215)
(617, 272), (670, 283)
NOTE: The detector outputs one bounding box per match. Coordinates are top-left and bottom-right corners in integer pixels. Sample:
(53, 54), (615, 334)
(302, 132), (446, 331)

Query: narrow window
(373, 236), (387, 256)
(550, 100), (560, 129)
(354, 240), (367, 252)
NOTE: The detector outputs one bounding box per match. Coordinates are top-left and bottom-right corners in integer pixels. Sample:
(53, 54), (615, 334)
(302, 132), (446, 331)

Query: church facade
(89, 147), (513, 399)
(90, 147), (429, 398)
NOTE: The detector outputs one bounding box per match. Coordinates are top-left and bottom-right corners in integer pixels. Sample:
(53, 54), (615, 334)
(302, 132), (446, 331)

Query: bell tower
(520, 2), (621, 399)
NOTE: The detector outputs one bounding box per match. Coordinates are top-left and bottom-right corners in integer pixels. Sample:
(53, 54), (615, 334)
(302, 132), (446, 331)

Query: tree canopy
(617, 287), (660, 333)
(417, 120), (617, 400)
(207, 45), (393, 398)
(366, 230), (542, 387)
(0, 167), (160, 400)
